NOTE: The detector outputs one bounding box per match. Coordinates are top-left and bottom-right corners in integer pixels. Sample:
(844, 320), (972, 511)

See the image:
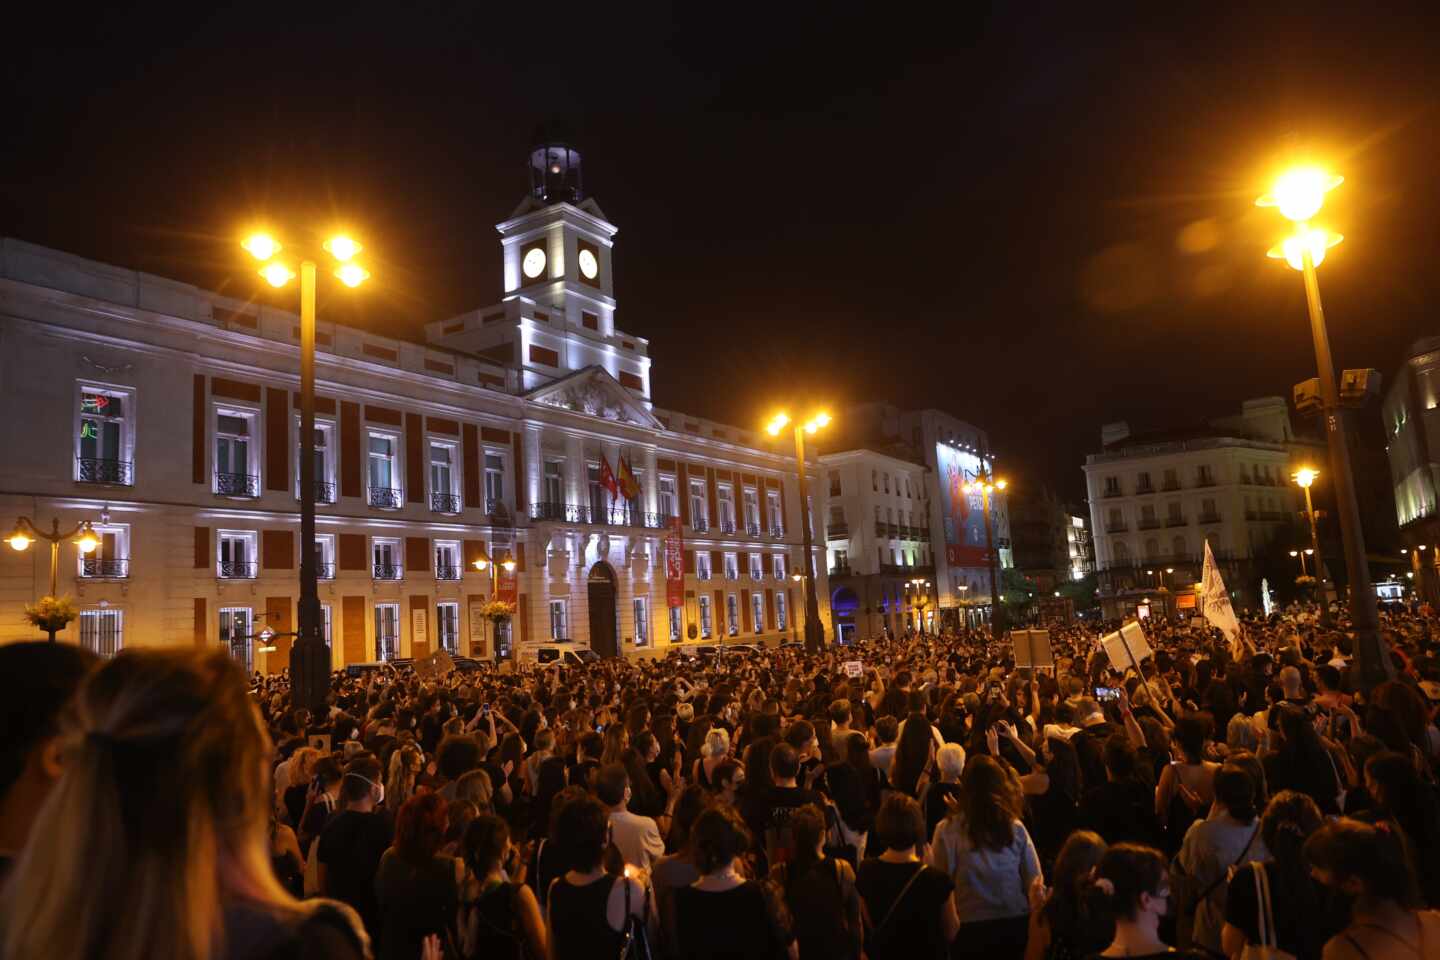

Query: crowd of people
(2, 602), (1440, 960)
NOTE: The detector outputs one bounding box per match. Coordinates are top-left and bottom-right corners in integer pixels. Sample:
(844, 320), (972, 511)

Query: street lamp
(244, 230), (371, 710)
(962, 474), (1008, 637)
(1260, 168), (1389, 686)
(766, 410), (830, 653)
(7, 516), (100, 638)
(472, 549), (518, 661)
(1290, 466), (1331, 626)
(1289, 548), (1316, 577)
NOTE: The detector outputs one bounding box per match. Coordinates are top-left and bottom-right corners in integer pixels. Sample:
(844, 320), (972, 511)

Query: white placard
(1102, 621), (1154, 673)
(411, 608), (427, 650)
(1011, 629), (1054, 669)
(843, 660), (864, 678)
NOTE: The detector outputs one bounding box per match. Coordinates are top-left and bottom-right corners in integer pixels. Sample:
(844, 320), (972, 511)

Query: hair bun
(1091, 876), (1115, 897)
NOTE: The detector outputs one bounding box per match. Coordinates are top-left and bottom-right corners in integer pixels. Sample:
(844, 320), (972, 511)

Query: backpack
(458, 883), (525, 960)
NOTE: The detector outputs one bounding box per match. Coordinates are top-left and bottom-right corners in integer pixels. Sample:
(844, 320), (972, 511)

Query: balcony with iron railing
(80, 557), (129, 578)
(486, 498), (512, 519)
(369, 487), (404, 509)
(829, 564), (853, 577)
(1195, 476), (1217, 488)
(312, 481), (336, 504)
(769, 525), (784, 539)
(216, 473), (260, 498)
(1135, 482), (1155, 495)
(431, 491), (462, 514)
(217, 560), (257, 579)
(316, 562), (335, 580)
(435, 563), (461, 581)
(1137, 518), (1162, 530)
(77, 457), (133, 485)
(531, 501), (585, 523)
(373, 563), (404, 581)
(691, 517), (710, 533)
(1162, 479), (1181, 491)
(1165, 515), (1188, 527)
(717, 518), (737, 534)
(1102, 487), (1124, 498)
(1105, 520), (1129, 533)
(745, 520), (762, 537)
(826, 522), (850, 540)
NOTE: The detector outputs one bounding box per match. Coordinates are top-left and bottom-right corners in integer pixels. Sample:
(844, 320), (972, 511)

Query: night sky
(4, 4), (1438, 501)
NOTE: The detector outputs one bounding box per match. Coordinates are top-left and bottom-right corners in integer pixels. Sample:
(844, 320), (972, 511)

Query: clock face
(577, 248), (599, 280)
(522, 247), (547, 280)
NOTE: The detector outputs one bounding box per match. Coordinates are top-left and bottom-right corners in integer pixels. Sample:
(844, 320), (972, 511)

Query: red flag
(599, 454), (620, 498)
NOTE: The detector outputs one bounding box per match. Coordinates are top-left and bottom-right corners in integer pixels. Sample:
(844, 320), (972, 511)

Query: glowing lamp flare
(242, 233), (281, 261)
(1268, 228), (1342, 271)
(334, 263), (370, 287)
(324, 235), (362, 262)
(6, 525), (32, 551)
(1292, 467), (1318, 489)
(74, 523), (99, 554)
(1256, 168), (1344, 223)
(765, 413), (790, 437)
(501, 555), (517, 573)
(259, 262), (296, 287)
(472, 557), (490, 571)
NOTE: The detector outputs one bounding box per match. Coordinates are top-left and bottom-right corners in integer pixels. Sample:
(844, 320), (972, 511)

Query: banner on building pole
(1200, 539), (1243, 658)
(665, 516), (685, 609)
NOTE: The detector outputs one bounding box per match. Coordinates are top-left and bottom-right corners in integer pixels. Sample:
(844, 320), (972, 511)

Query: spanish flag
(618, 453), (642, 500)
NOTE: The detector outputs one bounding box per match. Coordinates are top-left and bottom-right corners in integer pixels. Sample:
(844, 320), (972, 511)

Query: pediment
(526, 365), (662, 430)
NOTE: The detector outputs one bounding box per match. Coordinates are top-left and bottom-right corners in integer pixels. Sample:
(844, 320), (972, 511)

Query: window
(832, 548), (848, 572)
(484, 452), (505, 512)
(77, 385), (134, 484)
(367, 433), (401, 507)
(669, 605), (683, 642)
(633, 597), (649, 647)
(772, 554), (786, 579)
(828, 471), (841, 496)
(828, 504), (845, 527)
(219, 607), (253, 673)
(372, 537), (402, 580)
(217, 531), (257, 579)
(717, 484), (736, 532)
(541, 460), (564, 506)
(658, 475), (678, 517)
(430, 442), (460, 513)
(374, 603), (400, 660)
(1196, 465), (1215, 486)
(1167, 502), (1183, 523)
(872, 469), (879, 492)
(905, 477), (912, 498)
(767, 490), (783, 536)
(696, 551), (713, 580)
(437, 602), (460, 654)
(749, 553), (763, 580)
(588, 463), (610, 523)
(726, 594), (739, 637)
(884, 473), (891, 494)
(1201, 497), (1218, 521)
(875, 506), (883, 523)
(776, 592), (788, 631)
(314, 534), (336, 580)
(434, 540), (461, 580)
(215, 410), (259, 497)
(1172, 535), (1187, 557)
(1113, 541), (1130, 562)
(743, 487), (760, 535)
(698, 595), (713, 638)
(1140, 504), (1156, 525)
(295, 421), (335, 503)
(724, 552), (739, 580)
(689, 478), (709, 530)
(79, 524), (129, 579)
(321, 604), (333, 651)
(549, 600), (569, 640)
(1137, 471), (1153, 492)
(79, 608), (123, 656)
(1163, 468), (1179, 490)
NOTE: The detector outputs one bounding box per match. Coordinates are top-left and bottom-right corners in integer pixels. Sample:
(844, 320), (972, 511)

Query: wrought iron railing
(435, 564), (461, 581)
(215, 473), (259, 498)
(77, 457), (133, 485)
(316, 562), (335, 580)
(531, 501), (588, 523)
(718, 519), (737, 534)
(217, 560), (257, 579)
(746, 521), (762, 537)
(372, 563), (404, 580)
(368, 487), (404, 509)
(80, 557), (129, 578)
(827, 522), (849, 539)
(313, 481), (336, 504)
(430, 491), (462, 514)
(829, 565), (852, 577)
(691, 517), (710, 532)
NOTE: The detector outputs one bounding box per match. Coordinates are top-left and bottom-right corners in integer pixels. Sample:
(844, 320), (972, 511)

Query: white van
(518, 641), (600, 667)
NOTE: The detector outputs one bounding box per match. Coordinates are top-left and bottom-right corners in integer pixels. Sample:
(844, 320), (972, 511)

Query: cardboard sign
(1102, 621), (1154, 673)
(1011, 629), (1054, 669)
(843, 660), (864, 678)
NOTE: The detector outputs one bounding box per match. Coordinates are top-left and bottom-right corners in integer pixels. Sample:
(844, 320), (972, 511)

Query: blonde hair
(386, 742), (424, 809)
(0, 650), (294, 960)
(701, 727), (731, 759)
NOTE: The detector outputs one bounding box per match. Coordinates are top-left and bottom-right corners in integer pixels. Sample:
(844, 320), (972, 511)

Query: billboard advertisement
(936, 443), (992, 567)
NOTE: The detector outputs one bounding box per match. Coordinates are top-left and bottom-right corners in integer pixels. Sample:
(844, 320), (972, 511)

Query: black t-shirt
(1078, 780), (1162, 849)
(761, 785), (825, 863)
(854, 859), (954, 960)
(316, 810), (394, 937)
(1224, 861), (1332, 960)
(673, 882), (791, 960)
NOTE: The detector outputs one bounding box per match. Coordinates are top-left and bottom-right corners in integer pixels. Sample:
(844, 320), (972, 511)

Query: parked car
(518, 641), (599, 666)
(343, 661), (398, 678)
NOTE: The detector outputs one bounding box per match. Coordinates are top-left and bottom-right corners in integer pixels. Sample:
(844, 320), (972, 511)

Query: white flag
(1200, 539), (1242, 657)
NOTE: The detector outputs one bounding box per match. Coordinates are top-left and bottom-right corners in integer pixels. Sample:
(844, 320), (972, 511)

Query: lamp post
(7, 517), (100, 638)
(472, 549), (517, 661)
(1289, 548), (1315, 577)
(962, 474), (1008, 637)
(766, 411), (830, 653)
(1259, 168), (1390, 687)
(1290, 467), (1332, 625)
(243, 231), (371, 711)
(790, 570), (803, 643)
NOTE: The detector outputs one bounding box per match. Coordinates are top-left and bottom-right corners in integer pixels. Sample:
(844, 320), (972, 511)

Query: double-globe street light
(1258, 168), (1390, 686)
(242, 230), (371, 713)
(7, 517), (101, 639)
(766, 410), (830, 653)
(961, 474), (1008, 636)
(471, 548), (517, 661)
(1290, 466), (1331, 626)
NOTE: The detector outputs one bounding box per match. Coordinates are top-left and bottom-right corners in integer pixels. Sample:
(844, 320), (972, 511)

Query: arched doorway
(587, 561), (618, 658)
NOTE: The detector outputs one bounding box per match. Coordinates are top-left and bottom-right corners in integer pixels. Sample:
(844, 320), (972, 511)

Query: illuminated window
(374, 603), (400, 660)
(78, 608), (123, 656)
(76, 384), (134, 484)
(633, 598), (649, 647)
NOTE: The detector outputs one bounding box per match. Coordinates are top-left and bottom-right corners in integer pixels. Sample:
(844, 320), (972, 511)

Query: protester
(317, 755), (393, 938)
(1171, 762), (1268, 953)
(0, 649), (366, 960)
(930, 754), (1043, 960)
(544, 795), (649, 960)
(1220, 790), (1328, 960)
(856, 793), (959, 960)
(457, 814), (546, 960)
(769, 803), (863, 960)
(1023, 830), (1112, 960)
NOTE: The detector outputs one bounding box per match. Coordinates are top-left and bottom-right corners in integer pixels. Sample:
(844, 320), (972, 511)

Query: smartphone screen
(1095, 686), (1121, 702)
